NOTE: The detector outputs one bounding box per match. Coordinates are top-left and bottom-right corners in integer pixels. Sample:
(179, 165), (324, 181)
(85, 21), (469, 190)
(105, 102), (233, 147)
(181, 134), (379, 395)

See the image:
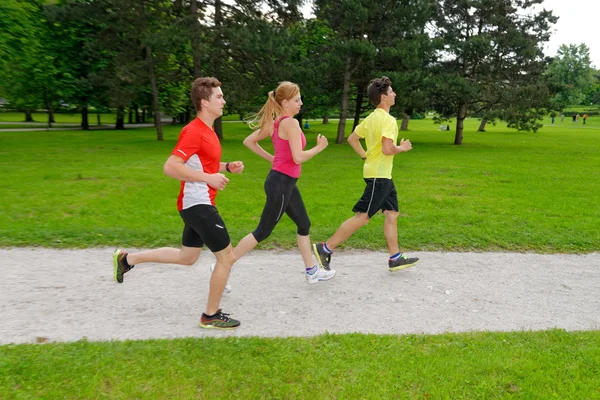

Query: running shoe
(306, 266), (336, 284)
(200, 309), (240, 329)
(312, 242), (332, 270)
(210, 263), (232, 293)
(388, 255), (419, 272)
(113, 249), (134, 283)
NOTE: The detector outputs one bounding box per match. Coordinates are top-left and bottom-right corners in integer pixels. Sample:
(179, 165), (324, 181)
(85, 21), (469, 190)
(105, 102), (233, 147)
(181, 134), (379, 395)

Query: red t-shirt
(170, 118), (221, 210)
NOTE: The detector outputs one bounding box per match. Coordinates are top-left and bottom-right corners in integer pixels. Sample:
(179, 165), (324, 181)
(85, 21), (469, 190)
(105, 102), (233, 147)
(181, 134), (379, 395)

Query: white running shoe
(210, 263), (232, 293)
(306, 266), (336, 285)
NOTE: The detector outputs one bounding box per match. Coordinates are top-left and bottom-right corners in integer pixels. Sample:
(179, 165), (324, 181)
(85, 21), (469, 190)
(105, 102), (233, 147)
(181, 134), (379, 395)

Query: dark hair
(190, 77), (221, 112)
(367, 76), (392, 106)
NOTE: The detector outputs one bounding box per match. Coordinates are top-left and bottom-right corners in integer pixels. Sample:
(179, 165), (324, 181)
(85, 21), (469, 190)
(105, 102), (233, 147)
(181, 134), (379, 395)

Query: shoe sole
(306, 270), (336, 285)
(199, 322), (240, 330)
(389, 260), (419, 272)
(112, 249), (123, 283)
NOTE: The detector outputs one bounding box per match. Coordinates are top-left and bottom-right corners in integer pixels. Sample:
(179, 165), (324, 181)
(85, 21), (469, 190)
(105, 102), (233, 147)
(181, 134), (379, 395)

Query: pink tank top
(271, 116), (306, 178)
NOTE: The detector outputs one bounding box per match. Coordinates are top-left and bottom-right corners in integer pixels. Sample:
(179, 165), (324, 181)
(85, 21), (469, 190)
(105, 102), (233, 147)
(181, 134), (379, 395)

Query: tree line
(1, 0), (598, 144)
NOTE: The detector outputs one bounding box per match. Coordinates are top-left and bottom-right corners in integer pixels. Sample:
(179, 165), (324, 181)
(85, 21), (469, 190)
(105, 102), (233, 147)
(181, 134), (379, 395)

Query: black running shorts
(352, 178), (399, 218)
(179, 204), (231, 252)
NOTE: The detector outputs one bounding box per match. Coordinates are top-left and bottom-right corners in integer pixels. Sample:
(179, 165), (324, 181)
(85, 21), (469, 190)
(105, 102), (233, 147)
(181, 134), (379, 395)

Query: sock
(203, 310), (220, 318)
(322, 243), (332, 254)
(389, 252), (401, 261)
(306, 265), (318, 275)
(123, 254), (134, 268)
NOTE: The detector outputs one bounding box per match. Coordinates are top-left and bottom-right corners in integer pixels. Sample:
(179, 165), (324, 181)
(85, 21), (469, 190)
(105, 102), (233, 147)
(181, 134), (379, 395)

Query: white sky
(301, 0), (600, 69)
(538, 0), (600, 68)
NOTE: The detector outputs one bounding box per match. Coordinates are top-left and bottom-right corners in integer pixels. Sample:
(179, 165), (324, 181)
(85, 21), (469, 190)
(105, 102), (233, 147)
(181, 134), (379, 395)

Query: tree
(430, 0), (557, 144)
(314, 0), (433, 142)
(0, 0), (51, 121)
(546, 43), (596, 110)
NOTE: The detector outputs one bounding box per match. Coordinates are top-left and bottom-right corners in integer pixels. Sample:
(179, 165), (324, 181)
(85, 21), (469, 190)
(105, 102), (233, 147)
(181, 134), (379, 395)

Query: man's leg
(383, 210), (400, 256)
(127, 246), (202, 266)
(312, 213), (369, 270)
(327, 213), (370, 250)
(384, 209), (419, 272)
(113, 246), (202, 283)
(205, 245), (235, 316)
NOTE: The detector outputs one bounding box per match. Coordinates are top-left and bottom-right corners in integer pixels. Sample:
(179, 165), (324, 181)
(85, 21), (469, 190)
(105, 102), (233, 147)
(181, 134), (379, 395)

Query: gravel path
(2, 248), (599, 344)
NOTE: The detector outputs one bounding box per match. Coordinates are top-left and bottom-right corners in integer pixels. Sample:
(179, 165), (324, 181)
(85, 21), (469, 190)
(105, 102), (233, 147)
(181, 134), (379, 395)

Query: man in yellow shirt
(312, 76), (419, 272)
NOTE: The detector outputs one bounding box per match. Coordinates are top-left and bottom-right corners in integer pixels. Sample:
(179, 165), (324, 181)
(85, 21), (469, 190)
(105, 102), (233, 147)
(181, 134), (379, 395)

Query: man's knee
(215, 246), (235, 268)
(384, 210), (399, 222)
(180, 251), (201, 266)
(355, 213), (370, 226)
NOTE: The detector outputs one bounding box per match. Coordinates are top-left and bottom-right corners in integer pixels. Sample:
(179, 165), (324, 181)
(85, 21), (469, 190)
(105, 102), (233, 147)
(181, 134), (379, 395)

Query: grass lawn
(0, 124), (78, 129)
(0, 111), (119, 124)
(1, 117), (598, 252)
(2, 117), (600, 398)
(2, 330), (600, 398)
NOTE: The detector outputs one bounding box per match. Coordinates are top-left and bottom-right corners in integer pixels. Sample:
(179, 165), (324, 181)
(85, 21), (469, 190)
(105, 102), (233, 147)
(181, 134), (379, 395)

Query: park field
(2, 118), (600, 398)
(0, 117), (598, 252)
(2, 330), (600, 398)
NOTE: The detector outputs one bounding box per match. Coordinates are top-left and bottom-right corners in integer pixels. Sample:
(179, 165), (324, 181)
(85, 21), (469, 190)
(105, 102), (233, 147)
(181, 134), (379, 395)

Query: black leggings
(252, 169), (311, 242)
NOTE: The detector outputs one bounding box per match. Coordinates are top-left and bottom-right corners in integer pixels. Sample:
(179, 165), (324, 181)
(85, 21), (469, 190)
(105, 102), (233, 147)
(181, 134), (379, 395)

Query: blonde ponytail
(249, 82), (300, 135)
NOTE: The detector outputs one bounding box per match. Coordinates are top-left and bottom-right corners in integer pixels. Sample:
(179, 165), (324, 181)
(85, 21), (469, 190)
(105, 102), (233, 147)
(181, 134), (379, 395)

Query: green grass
(1, 117), (599, 252)
(2, 330), (600, 398)
(2, 118), (600, 398)
(0, 124), (78, 129)
(0, 111), (118, 124)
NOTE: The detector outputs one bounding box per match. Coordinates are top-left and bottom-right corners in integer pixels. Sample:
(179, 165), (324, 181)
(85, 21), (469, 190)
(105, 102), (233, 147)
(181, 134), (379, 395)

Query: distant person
(560, 113), (564, 123)
(304, 121), (310, 129)
(551, 115), (555, 124)
(312, 76), (419, 273)
(583, 114), (588, 124)
(112, 77), (244, 330)
(572, 114), (576, 123)
(576, 113), (580, 123)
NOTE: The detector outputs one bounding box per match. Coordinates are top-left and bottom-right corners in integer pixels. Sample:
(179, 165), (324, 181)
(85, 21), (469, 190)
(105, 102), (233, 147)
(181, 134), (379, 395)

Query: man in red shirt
(112, 77), (244, 329)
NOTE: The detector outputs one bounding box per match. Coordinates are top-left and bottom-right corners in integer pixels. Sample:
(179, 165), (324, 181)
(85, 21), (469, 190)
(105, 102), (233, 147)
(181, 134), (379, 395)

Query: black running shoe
(113, 249), (134, 283)
(312, 242), (332, 271)
(200, 309), (241, 330)
(388, 255), (419, 272)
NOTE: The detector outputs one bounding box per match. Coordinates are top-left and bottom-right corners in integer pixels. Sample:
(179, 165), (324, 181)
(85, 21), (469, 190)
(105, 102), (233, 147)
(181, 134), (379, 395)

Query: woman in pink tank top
(217, 81), (336, 289)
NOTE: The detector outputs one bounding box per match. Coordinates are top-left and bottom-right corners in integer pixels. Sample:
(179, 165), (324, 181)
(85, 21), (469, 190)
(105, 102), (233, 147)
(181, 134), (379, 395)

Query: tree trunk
(142, 108), (146, 123)
(400, 108), (412, 131)
(97, 114), (101, 126)
(115, 106), (125, 130)
(295, 112), (303, 129)
(81, 107), (89, 130)
(212, 0), (223, 140)
(352, 88), (364, 131)
(172, 117), (178, 125)
(134, 104), (140, 123)
(25, 109), (33, 122)
(400, 115), (410, 130)
(185, 108), (191, 123)
(146, 46), (163, 141)
(477, 117), (487, 132)
(48, 105), (55, 124)
(128, 108), (133, 124)
(190, 0), (202, 78)
(454, 103), (468, 145)
(336, 57), (352, 144)
(323, 115), (329, 124)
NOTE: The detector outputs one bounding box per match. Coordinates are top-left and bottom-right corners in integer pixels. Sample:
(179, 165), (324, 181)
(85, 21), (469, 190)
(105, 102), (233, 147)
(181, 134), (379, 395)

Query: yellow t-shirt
(354, 108), (398, 179)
